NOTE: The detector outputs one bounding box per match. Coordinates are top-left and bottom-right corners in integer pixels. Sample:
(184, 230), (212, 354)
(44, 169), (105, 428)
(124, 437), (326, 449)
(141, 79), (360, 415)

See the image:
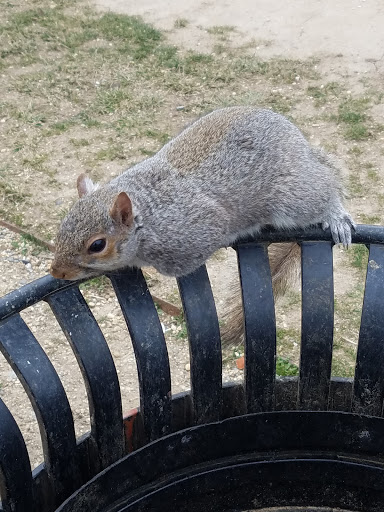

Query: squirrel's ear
(110, 192), (133, 226)
(77, 173), (99, 198)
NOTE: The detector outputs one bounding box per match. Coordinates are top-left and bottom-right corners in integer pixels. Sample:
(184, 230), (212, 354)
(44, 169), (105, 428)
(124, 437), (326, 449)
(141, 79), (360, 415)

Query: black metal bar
(109, 268), (172, 442)
(0, 315), (80, 508)
(299, 242), (334, 410)
(1, 225), (383, 321)
(0, 397), (33, 512)
(0, 275), (82, 321)
(236, 243), (276, 413)
(47, 287), (124, 474)
(353, 244), (384, 416)
(177, 266), (222, 424)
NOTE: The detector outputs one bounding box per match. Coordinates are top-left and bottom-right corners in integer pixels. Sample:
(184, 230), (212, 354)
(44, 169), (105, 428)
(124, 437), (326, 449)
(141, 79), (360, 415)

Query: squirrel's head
(50, 174), (140, 280)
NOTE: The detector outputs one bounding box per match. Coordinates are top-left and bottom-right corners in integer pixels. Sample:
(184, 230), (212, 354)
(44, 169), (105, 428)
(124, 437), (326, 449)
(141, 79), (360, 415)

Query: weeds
(335, 97), (373, 140)
(307, 81), (343, 106)
(174, 18), (188, 29)
(276, 356), (299, 377)
(350, 245), (369, 270)
(175, 313), (188, 340)
(80, 275), (110, 293)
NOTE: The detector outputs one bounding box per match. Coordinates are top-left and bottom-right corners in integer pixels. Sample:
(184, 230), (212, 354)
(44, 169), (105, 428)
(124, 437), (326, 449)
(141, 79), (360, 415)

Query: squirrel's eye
(88, 238), (106, 253)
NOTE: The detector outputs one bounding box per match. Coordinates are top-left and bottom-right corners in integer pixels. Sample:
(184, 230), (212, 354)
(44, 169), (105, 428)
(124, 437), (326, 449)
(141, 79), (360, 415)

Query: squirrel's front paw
(323, 214), (355, 248)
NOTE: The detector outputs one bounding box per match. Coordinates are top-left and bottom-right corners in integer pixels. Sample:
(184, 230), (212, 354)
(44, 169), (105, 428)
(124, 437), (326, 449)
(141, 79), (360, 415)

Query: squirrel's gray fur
(51, 106), (354, 286)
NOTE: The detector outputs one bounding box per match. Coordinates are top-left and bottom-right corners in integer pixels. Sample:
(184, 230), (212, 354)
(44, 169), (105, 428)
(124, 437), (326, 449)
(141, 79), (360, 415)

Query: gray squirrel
(51, 107), (354, 335)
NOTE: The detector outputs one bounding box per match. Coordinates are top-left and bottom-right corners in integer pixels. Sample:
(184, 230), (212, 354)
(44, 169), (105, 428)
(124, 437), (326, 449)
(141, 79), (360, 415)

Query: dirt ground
(94, 0), (384, 67)
(0, 0), (383, 474)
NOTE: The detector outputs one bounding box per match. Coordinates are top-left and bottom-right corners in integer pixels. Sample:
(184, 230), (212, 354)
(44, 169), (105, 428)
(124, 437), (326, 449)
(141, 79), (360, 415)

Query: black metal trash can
(0, 226), (384, 512)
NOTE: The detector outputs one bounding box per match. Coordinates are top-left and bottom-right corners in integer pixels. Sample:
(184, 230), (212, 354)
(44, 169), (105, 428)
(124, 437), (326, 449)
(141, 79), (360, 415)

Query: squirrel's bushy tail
(221, 242), (301, 346)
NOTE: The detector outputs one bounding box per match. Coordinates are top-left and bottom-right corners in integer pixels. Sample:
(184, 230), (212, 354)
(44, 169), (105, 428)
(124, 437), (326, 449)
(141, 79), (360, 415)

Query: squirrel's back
(118, 106), (345, 235)
(51, 106), (354, 280)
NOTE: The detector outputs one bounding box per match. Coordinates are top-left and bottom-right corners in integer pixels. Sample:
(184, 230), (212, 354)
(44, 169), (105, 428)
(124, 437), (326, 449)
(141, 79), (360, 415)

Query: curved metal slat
(109, 268), (172, 442)
(299, 241), (334, 410)
(236, 242), (276, 413)
(0, 397), (33, 512)
(0, 275), (80, 321)
(353, 244), (384, 416)
(177, 265), (222, 424)
(0, 315), (79, 507)
(47, 287), (124, 473)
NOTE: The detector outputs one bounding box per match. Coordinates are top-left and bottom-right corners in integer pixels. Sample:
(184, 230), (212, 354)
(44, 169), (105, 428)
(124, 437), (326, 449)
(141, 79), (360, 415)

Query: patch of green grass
(76, 112), (102, 128)
(185, 52), (214, 66)
(337, 98), (370, 123)
(93, 143), (126, 162)
(331, 356), (355, 378)
(8, 8), (63, 28)
(264, 92), (293, 114)
(347, 146), (363, 156)
(360, 214), (382, 225)
(377, 194), (384, 208)
(349, 244), (369, 269)
(144, 129), (170, 144)
(80, 275), (110, 292)
(207, 25), (235, 36)
(70, 138), (90, 147)
(0, 181), (30, 204)
(364, 163), (379, 182)
(0, 210), (25, 227)
(344, 124), (370, 141)
(233, 56), (320, 84)
(307, 81), (343, 106)
(97, 13), (163, 59)
(276, 356), (299, 377)
(43, 120), (76, 136)
(139, 147), (155, 156)
(267, 57), (320, 83)
(277, 328), (300, 344)
(284, 291), (301, 308)
(174, 18), (188, 29)
(175, 313), (188, 340)
(334, 97), (373, 140)
(22, 154), (48, 171)
(11, 238), (24, 254)
(97, 12), (162, 43)
(154, 45), (180, 68)
(12, 233), (47, 256)
(94, 89), (131, 115)
(338, 109), (366, 125)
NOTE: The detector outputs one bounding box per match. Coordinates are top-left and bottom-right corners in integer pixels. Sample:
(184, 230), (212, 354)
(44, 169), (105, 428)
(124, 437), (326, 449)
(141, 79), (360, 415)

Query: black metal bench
(1, 225), (384, 512)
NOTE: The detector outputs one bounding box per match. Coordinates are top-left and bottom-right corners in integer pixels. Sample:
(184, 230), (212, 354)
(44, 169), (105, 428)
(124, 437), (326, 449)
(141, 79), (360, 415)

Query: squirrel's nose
(50, 265), (67, 280)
